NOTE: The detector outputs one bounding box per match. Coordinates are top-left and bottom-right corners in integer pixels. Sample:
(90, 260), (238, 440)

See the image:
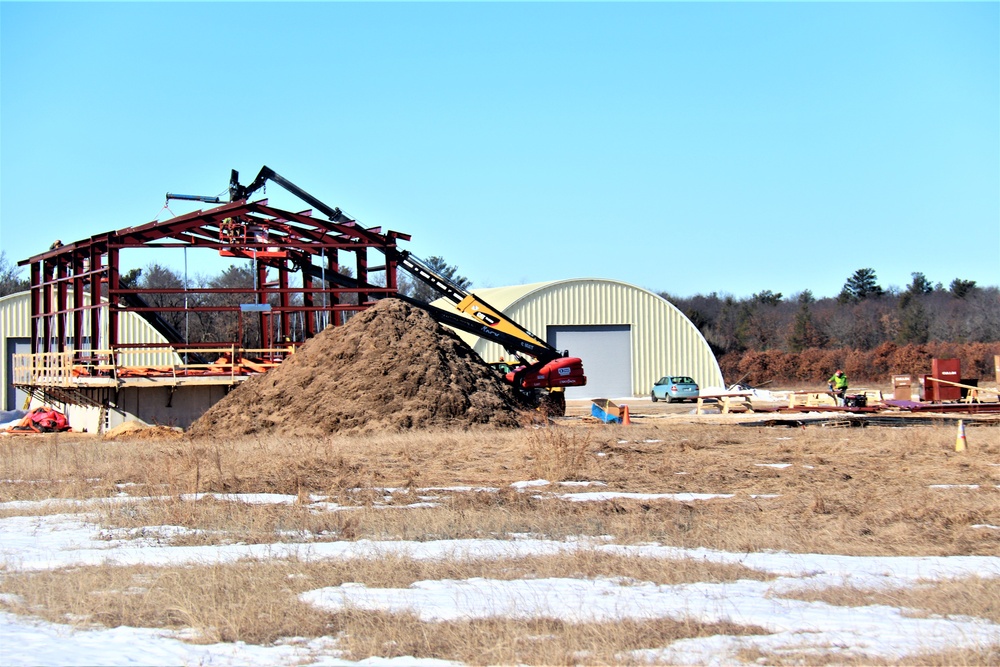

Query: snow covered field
(2, 488), (998, 667)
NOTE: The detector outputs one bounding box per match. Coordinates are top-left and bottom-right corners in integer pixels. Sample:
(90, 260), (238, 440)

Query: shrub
(723, 343), (999, 385)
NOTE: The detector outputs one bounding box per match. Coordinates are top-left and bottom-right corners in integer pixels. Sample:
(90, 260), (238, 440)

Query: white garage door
(548, 325), (632, 400)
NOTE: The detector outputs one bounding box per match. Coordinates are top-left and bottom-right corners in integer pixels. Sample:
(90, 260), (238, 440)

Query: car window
(672, 376), (694, 384)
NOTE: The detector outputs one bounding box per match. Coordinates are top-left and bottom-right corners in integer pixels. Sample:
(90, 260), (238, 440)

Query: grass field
(1, 405), (999, 665)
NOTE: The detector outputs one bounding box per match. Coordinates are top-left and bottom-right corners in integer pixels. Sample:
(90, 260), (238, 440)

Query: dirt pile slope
(187, 298), (527, 437)
(104, 421), (185, 441)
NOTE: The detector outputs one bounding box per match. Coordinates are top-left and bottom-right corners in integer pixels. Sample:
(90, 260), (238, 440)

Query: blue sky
(2, 2), (997, 299)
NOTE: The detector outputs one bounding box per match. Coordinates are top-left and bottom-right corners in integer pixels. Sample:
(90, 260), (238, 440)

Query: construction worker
(496, 357), (511, 374)
(828, 369), (848, 406)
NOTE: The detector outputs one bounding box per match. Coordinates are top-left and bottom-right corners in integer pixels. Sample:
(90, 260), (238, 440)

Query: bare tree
(0, 251), (28, 297)
(787, 298), (828, 352)
(137, 263), (187, 333)
(896, 292), (929, 345)
(401, 256), (471, 303)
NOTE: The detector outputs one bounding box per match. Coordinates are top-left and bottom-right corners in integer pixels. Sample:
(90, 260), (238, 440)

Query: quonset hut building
(442, 278), (723, 400)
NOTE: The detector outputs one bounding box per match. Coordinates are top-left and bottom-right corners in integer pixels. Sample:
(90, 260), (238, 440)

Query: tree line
(661, 268), (999, 385)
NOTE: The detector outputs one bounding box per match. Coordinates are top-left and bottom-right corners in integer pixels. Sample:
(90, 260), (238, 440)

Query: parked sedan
(651, 376), (699, 403)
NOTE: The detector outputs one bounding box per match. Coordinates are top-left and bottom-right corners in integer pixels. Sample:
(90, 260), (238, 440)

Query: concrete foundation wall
(23, 384), (232, 433)
(115, 385), (231, 429)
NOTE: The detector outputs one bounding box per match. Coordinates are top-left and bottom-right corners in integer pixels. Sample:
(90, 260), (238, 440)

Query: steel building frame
(19, 196), (411, 361)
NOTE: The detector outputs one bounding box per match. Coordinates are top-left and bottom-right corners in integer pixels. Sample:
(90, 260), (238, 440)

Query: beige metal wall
(0, 291), (30, 338)
(1, 291), (179, 409)
(1, 292), (32, 411)
(450, 278), (724, 396)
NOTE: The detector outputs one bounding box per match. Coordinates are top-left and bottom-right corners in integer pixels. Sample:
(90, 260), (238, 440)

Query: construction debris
(2, 407), (70, 435)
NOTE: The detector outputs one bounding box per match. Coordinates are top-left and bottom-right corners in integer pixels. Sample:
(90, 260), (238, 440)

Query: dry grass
(0, 555), (768, 657)
(4, 421), (998, 556)
(737, 645), (1000, 667)
(779, 575), (1000, 623)
(332, 612), (766, 666)
(1, 417), (999, 663)
(752, 576), (1000, 665)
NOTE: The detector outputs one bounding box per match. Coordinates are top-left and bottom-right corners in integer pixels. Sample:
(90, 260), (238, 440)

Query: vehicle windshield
(671, 376), (695, 384)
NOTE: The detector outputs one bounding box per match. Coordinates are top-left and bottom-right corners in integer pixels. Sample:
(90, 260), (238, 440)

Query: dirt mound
(104, 421), (185, 441)
(187, 298), (528, 437)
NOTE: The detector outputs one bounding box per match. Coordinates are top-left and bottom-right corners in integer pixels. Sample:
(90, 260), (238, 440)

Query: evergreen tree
(948, 278), (977, 299)
(752, 290), (783, 306)
(838, 268), (884, 303)
(906, 272), (934, 296)
(119, 267), (142, 289)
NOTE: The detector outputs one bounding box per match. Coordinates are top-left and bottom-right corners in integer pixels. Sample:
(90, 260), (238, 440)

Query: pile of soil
(103, 421), (185, 441)
(187, 298), (528, 438)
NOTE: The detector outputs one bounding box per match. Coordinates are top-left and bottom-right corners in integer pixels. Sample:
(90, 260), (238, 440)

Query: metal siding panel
(0, 293), (31, 338)
(117, 312), (178, 367)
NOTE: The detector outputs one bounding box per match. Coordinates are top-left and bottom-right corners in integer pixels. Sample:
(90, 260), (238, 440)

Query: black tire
(665, 395), (673, 404)
(539, 391), (567, 417)
(651, 392), (658, 403)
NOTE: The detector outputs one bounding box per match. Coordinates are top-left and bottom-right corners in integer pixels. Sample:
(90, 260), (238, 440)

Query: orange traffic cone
(620, 404), (631, 425)
(955, 419), (967, 452)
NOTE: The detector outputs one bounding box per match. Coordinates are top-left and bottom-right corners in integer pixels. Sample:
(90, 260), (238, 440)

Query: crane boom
(224, 166), (587, 397)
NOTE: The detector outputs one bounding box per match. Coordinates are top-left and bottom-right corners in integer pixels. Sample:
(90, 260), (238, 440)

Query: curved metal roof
(472, 277), (665, 310)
